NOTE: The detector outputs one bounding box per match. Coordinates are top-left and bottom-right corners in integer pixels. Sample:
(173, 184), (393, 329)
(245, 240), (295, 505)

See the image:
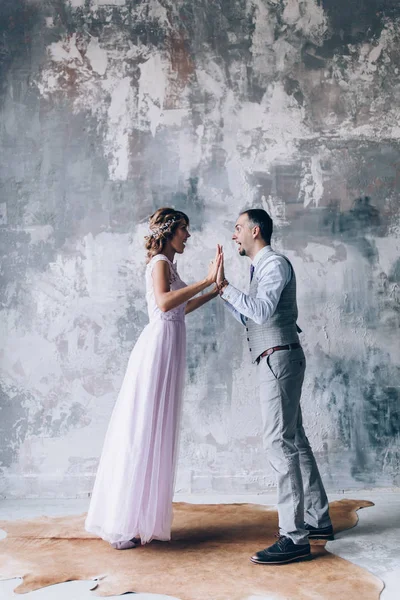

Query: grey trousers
(258, 346), (331, 545)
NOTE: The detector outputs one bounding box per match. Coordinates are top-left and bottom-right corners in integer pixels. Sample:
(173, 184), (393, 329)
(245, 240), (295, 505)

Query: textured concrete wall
(0, 0), (399, 497)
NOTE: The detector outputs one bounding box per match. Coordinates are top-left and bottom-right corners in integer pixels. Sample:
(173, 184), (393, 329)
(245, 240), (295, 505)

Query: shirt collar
(251, 245), (272, 268)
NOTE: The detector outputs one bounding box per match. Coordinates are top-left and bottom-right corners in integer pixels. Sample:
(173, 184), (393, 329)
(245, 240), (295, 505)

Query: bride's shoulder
(146, 254), (177, 283)
(146, 254), (172, 274)
(147, 254), (170, 267)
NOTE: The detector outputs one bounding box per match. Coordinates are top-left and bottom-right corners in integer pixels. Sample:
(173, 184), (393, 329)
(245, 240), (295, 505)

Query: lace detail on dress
(145, 254), (187, 322)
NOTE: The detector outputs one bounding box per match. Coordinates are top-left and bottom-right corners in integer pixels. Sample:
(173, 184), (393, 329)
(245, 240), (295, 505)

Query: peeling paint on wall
(0, 0), (399, 497)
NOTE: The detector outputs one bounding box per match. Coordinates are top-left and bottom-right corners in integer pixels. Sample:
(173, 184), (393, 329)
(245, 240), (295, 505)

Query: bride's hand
(206, 246), (222, 284)
(216, 245), (225, 286)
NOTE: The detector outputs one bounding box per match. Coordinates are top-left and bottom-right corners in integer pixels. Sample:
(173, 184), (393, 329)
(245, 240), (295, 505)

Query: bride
(85, 207), (222, 549)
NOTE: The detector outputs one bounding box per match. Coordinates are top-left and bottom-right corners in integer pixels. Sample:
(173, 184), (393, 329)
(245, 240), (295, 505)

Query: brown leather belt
(256, 343), (301, 365)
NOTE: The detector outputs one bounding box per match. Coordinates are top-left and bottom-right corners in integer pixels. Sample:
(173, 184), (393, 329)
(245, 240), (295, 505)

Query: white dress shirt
(222, 246), (292, 326)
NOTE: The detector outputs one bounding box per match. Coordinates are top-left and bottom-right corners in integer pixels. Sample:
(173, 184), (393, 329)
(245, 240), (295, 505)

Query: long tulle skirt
(85, 318), (186, 544)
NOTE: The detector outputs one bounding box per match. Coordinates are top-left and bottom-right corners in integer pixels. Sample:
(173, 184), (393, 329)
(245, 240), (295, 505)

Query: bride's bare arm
(152, 254), (221, 313)
(185, 287), (219, 315)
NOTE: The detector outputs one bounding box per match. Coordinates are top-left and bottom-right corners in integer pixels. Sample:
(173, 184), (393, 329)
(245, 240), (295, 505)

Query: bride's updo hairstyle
(144, 207), (189, 262)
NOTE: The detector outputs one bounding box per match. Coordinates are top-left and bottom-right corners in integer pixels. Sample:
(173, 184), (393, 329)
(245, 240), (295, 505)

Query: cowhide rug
(0, 499), (383, 600)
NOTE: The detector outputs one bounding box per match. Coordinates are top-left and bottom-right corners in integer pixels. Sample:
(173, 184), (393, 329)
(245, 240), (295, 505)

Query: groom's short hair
(240, 209), (273, 244)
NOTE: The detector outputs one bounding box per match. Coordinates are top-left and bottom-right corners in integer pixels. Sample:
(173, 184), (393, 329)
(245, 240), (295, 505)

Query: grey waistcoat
(246, 248), (300, 363)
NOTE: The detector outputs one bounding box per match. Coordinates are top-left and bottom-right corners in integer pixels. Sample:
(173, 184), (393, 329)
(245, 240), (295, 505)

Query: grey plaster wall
(0, 0), (399, 498)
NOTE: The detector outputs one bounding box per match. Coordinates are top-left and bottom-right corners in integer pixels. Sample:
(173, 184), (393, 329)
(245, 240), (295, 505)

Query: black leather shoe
(305, 522), (334, 540)
(250, 536), (311, 565)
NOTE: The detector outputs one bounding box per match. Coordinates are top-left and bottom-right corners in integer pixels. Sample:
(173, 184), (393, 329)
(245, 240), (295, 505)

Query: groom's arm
(223, 300), (247, 326)
(219, 256), (291, 324)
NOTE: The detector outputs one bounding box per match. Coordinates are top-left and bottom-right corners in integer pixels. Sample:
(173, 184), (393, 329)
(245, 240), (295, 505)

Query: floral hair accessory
(149, 218), (176, 239)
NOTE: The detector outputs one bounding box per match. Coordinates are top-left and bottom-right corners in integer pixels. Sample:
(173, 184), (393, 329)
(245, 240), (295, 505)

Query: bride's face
(170, 222), (191, 254)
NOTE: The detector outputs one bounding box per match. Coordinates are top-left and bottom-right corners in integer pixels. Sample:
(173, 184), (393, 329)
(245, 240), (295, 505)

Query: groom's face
(232, 214), (253, 256)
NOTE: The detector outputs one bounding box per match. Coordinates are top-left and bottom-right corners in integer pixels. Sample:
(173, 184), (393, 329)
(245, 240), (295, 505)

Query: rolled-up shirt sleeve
(221, 256), (291, 325)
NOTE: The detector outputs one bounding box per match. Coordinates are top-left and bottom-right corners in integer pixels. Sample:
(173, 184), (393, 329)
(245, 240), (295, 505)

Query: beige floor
(0, 491), (399, 600)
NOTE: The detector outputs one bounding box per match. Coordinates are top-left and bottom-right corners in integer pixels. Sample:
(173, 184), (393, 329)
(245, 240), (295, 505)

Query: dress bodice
(145, 254), (187, 322)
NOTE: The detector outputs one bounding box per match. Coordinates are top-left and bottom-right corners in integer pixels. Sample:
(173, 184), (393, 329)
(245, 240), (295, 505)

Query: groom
(217, 209), (333, 565)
